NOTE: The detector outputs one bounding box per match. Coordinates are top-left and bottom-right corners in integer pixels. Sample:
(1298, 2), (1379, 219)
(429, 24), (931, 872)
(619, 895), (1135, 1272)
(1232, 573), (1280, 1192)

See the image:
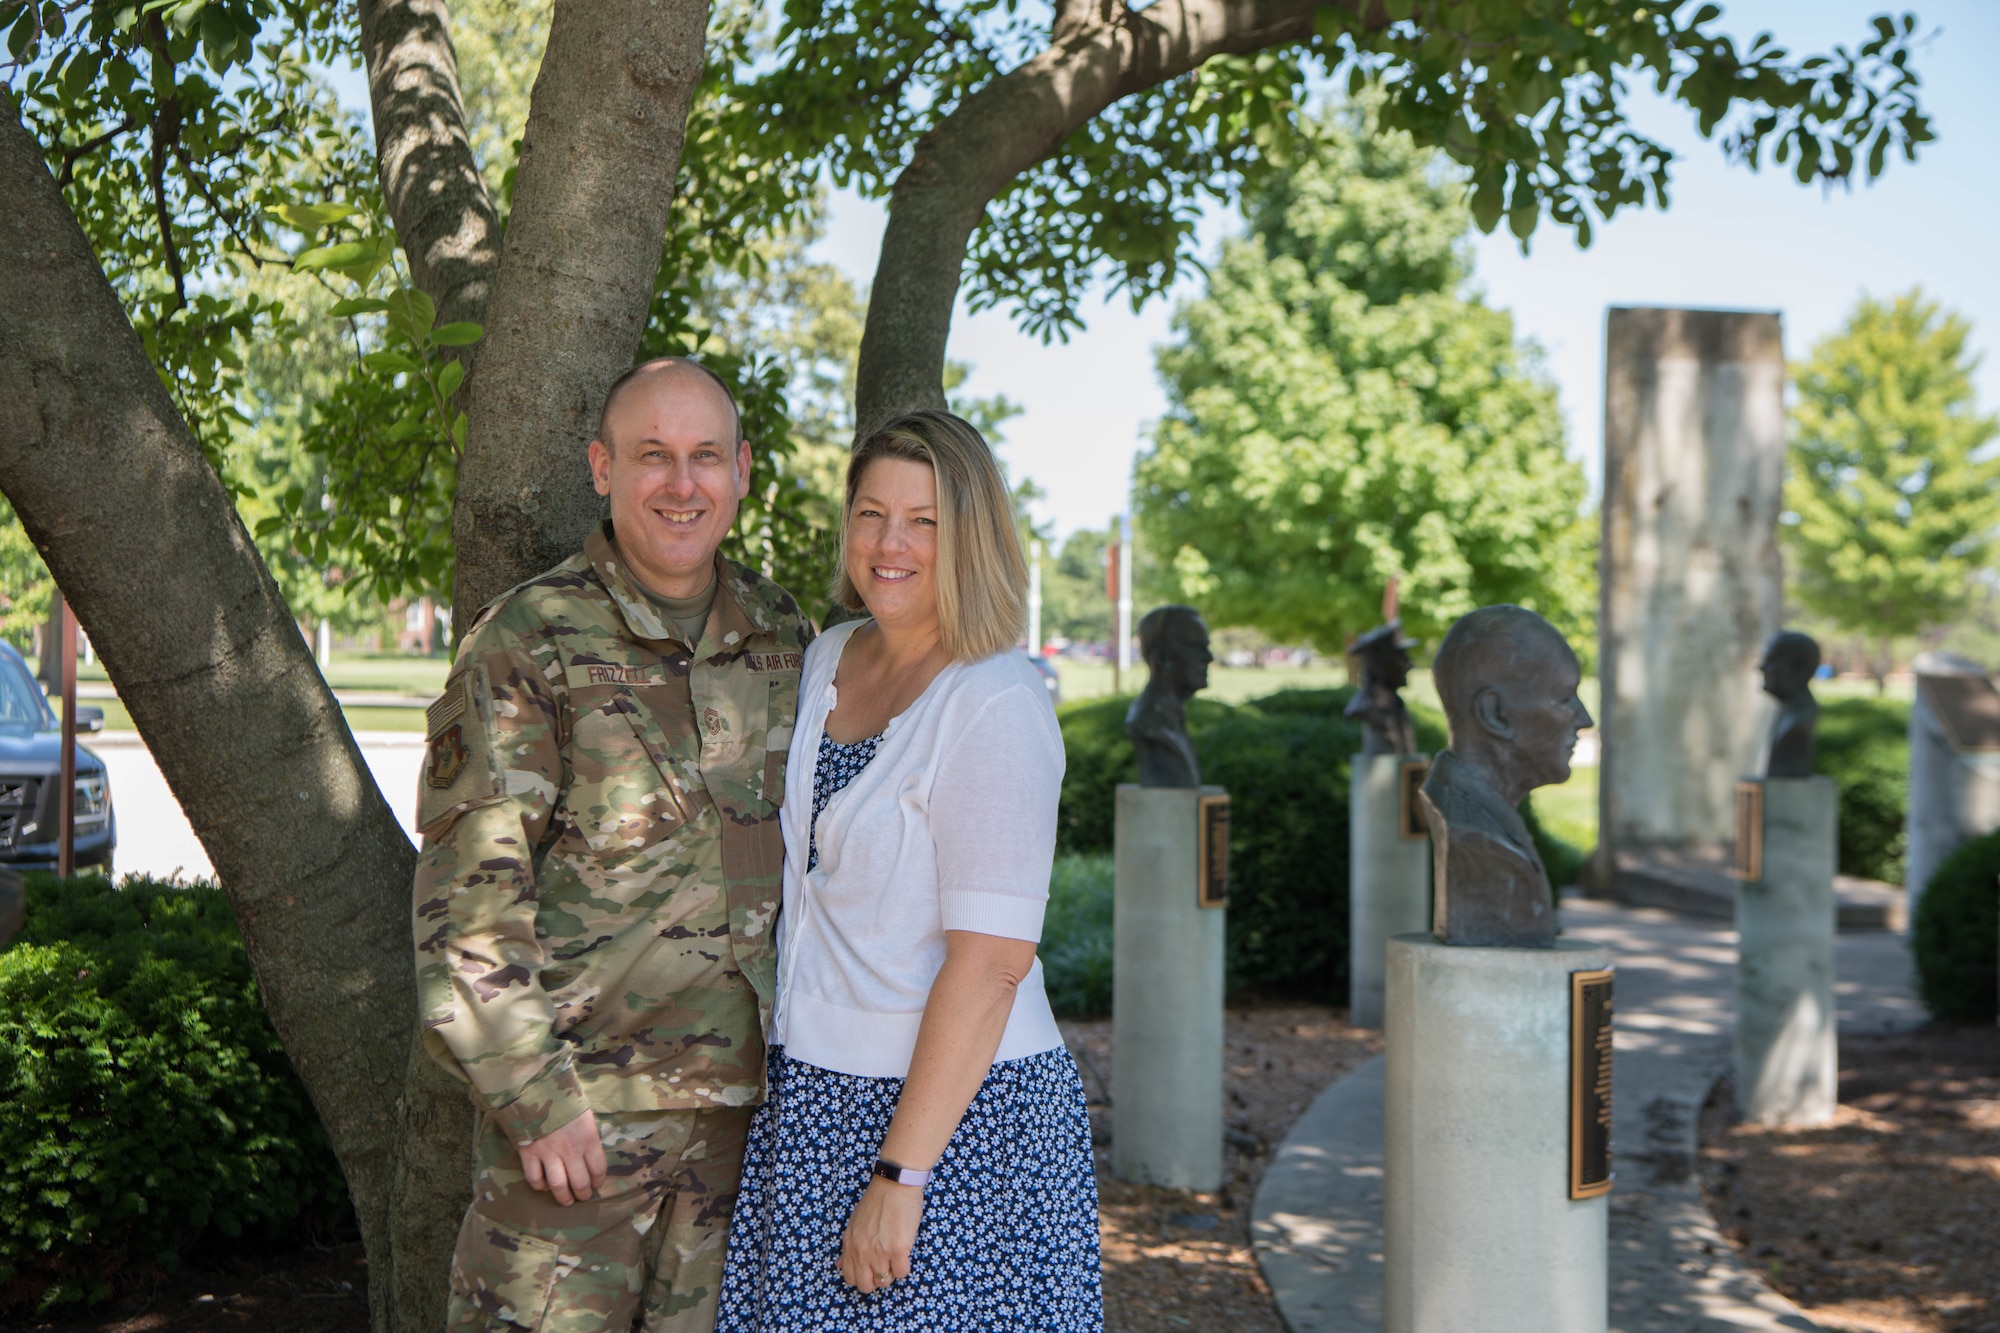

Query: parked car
(0, 641), (114, 875)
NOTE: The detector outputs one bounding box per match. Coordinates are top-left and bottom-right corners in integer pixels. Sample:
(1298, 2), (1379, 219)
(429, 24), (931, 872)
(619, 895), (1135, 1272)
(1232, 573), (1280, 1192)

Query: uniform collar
(587, 519), (772, 649)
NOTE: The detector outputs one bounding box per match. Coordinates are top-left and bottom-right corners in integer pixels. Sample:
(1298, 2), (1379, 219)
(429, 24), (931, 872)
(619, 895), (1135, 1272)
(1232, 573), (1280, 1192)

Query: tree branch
(854, 0), (1388, 430)
(356, 0), (501, 332)
(55, 115), (134, 188)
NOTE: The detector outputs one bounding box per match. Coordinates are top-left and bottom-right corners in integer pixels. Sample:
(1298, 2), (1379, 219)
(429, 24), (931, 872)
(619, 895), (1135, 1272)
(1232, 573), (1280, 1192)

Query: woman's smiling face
(846, 456), (940, 631)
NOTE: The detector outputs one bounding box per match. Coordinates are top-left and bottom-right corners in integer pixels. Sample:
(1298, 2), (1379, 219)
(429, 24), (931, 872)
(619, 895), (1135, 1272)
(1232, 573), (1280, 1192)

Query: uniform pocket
(448, 1210), (578, 1331)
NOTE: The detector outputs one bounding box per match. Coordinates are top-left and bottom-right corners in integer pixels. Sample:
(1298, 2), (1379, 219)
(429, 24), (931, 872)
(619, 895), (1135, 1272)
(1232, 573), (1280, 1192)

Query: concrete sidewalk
(1252, 898), (1924, 1333)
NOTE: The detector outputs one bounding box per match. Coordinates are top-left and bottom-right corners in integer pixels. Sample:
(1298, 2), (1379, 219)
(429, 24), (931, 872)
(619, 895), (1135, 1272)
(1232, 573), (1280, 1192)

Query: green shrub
(1041, 854), (1113, 1017)
(1912, 830), (1999, 1023)
(1057, 692), (1356, 1000)
(0, 876), (350, 1313)
(1814, 697), (1910, 884)
(1521, 798), (1588, 894)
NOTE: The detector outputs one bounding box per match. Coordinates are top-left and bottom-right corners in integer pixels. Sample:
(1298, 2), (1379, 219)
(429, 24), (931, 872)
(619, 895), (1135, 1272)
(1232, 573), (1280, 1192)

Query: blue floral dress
(715, 733), (1104, 1331)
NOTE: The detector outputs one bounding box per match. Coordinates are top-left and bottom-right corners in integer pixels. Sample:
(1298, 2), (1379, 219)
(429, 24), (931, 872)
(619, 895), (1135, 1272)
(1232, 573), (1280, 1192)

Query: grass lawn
(321, 654), (451, 696)
(60, 693), (424, 734)
(71, 651), (448, 698)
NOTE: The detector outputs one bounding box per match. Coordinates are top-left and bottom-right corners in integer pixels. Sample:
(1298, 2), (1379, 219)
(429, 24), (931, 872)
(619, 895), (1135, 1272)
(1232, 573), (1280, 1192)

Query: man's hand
(519, 1109), (608, 1206)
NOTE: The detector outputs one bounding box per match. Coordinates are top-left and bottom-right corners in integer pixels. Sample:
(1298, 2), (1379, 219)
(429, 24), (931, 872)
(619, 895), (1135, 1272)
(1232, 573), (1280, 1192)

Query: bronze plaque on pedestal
(1570, 968), (1615, 1200)
(1733, 780), (1764, 882)
(1397, 758), (1431, 841)
(1197, 793), (1230, 909)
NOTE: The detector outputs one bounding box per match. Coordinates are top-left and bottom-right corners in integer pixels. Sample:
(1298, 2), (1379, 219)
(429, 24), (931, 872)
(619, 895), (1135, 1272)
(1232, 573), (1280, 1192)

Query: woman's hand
(839, 1176), (923, 1294)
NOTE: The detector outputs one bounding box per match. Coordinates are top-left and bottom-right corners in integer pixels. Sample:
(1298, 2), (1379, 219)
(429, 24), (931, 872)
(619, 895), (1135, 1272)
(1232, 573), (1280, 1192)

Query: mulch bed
(1063, 1004), (1382, 1333)
(22, 1003), (1376, 1333)
(19, 1240), (369, 1333)
(1699, 1022), (2000, 1333)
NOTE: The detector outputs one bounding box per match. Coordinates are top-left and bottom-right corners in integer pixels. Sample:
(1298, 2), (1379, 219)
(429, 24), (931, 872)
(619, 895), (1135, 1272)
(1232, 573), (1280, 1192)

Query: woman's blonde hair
(832, 409), (1028, 662)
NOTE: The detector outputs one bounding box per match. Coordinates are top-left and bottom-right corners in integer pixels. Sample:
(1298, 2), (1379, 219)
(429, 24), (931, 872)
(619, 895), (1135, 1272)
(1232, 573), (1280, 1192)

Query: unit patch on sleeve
(417, 668), (503, 836)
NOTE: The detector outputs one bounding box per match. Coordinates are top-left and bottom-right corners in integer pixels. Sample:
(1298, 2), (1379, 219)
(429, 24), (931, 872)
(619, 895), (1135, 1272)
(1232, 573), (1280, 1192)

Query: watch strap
(873, 1158), (932, 1188)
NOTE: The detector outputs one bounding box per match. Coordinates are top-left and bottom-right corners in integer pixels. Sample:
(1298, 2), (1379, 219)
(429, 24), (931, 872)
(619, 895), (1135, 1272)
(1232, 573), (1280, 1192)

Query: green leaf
(435, 360), (466, 401)
(384, 287), (437, 343)
(429, 322), (483, 347)
(327, 297), (389, 318)
(267, 203), (358, 231)
(293, 240), (383, 273)
(452, 412), (468, 449)
(6, 8), (36, 57)
(360, 351), (420, 376)
(200, 4), (237, 69)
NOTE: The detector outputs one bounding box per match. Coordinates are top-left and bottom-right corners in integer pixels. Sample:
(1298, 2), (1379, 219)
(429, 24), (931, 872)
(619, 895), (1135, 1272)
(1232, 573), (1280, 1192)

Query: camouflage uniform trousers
(447, 1105), (752, 1333)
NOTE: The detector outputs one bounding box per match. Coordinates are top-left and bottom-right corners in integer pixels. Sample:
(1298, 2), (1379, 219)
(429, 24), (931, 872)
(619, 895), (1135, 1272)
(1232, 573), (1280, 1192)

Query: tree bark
(357, 0), (502, 332)
(852, 0), (1359, 433)
(450, 0), (713, 622)
(0, 102), (420, 1333)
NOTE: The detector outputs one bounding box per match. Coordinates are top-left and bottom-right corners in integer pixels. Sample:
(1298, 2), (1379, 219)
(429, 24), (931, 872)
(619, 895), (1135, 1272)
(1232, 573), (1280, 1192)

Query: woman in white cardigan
(715, 410), (1102, 1331)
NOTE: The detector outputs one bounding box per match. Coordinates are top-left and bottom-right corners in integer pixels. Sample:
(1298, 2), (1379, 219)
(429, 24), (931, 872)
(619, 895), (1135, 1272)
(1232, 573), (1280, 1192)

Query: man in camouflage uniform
(414, 360), (811, 1332)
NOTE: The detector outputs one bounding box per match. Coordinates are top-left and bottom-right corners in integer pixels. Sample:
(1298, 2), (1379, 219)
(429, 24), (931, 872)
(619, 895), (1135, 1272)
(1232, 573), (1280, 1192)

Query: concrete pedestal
(1350, 753), (1431, 1029)
(1385, 935), (1611, 1333)
(1114, 784), (1226, 1190)
(1735, 777), (1838, 1127)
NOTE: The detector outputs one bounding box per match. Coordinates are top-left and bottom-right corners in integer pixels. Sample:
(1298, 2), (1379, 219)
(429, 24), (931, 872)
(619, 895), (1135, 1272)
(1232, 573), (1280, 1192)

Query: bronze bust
(1126, 605), (1212, 788)
(1344, 618), (1420, 756)
(1760, 631), (1820, 779)
(1418, 606), (1592, 948)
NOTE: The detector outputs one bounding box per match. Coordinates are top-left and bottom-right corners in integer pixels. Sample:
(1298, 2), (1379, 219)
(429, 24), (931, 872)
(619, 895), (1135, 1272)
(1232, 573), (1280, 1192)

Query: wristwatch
(874, 1158), (933, 1188)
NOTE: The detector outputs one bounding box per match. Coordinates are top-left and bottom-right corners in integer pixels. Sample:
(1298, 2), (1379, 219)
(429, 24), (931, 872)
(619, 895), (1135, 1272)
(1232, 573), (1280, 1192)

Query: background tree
(1785, 291), (2000, 685)
(1043, 528), (1117, 645)
(1136, 105), (1594, 657)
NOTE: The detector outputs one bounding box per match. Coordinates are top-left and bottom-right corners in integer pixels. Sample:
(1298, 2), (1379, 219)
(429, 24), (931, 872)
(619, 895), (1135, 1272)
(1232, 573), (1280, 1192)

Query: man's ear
(1472, 688), (1512, 740)
(588, 439), (614, 497)
(734, 438), (753, 498)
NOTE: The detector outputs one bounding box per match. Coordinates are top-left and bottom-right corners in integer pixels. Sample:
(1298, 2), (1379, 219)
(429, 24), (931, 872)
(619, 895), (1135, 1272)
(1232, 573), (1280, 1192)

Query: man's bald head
(1760, 630), (1821, 701)
(1434, 606), (1576, 737)
(597, 358), (741, 447)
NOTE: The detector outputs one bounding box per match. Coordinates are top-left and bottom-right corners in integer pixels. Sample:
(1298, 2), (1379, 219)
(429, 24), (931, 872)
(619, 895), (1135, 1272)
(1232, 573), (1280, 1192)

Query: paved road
(92, 731), (426, 882)
(1252, 898), (1923, 1333)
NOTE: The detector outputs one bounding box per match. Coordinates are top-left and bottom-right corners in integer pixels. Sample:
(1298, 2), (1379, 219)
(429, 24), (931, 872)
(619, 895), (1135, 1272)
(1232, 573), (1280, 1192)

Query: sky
(808, 0), (2000, 539)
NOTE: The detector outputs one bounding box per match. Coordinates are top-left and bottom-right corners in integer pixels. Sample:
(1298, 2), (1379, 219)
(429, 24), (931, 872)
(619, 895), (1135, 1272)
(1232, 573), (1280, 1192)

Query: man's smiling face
(588, 366), (750, 599)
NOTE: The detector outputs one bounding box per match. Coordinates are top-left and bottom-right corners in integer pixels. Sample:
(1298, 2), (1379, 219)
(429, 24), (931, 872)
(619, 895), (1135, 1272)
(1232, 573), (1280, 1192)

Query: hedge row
(0, 876), (350, 1314)
(1814, 696), (1910, 885)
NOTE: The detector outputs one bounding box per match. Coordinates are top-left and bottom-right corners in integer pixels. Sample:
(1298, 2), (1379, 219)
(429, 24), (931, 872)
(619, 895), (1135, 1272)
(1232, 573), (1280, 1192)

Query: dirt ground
(1063, 1005), (1382, 1333)
(16, 1239), (371, 1333)
(21, 1003), (1377, 1333)
(1699, 1022), (2000, 1333)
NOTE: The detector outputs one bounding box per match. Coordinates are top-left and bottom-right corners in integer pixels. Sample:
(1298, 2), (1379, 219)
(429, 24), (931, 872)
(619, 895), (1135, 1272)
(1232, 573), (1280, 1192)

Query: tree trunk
(851, 0), (1338, 433)
(450, 0), (714, 622)
(0, 102), (421, 1332)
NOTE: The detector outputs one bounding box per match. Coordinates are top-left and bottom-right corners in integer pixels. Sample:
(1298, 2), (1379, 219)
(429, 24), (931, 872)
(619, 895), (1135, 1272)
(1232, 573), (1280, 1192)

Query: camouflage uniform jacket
(414, 522), (811, 1144)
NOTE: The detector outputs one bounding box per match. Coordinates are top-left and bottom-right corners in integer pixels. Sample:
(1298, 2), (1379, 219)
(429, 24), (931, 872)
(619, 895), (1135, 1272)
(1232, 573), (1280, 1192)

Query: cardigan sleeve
(928, 681), (1065, 942)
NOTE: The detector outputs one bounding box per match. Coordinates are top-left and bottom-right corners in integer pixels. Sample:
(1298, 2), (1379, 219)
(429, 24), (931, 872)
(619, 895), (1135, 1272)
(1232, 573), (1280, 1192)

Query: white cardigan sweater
(770, 618), (1067, 1079)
